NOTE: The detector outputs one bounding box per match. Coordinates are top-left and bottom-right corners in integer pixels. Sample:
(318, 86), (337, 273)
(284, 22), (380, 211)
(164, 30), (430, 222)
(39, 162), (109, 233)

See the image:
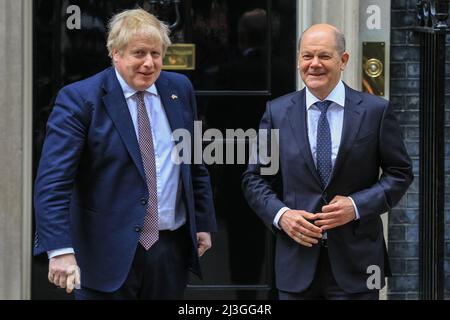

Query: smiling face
(113, 35), (163, 91)
(298, 25), (349, 100)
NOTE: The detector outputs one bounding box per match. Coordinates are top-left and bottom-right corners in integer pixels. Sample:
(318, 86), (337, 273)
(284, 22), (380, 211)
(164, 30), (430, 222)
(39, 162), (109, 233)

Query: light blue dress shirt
(48, 70), (186, 259)
(274, 81), (360, 230)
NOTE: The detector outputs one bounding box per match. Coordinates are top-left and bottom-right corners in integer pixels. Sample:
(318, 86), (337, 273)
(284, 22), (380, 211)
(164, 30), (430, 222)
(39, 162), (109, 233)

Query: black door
(32, 0), (296, 299)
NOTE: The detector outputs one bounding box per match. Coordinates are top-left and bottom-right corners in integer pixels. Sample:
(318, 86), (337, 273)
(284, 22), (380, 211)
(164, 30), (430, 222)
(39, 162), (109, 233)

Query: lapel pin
(171, 94), (178, 100)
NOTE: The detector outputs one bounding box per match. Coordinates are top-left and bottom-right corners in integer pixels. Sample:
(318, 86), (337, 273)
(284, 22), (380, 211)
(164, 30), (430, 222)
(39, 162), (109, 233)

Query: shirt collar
(114, 68), (158, 99)
(305, 80), (345, 110)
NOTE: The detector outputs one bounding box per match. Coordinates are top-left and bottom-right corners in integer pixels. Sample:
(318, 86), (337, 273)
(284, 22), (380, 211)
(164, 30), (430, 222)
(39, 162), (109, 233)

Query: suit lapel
(286, 89), (322, 186)
(155, 73), (186, 133)
(327, 84), (364, 188)
(101, 67), (146, 181)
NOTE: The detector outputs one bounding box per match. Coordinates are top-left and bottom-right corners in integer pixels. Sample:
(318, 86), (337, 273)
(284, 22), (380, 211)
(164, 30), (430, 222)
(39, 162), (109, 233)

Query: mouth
(138, 71), (153, 77)
(308, 73), (326, 77)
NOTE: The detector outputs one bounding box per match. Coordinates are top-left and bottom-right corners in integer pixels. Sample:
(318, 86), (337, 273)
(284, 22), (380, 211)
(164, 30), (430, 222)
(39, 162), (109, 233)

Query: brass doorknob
(364, 58), (383, 78)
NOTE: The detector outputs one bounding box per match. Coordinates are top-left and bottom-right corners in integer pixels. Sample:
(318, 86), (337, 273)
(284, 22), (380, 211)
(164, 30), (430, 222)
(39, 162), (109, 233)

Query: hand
(279, 210), (323, 247)
(48, 253), (81, 294)
(314, 196), (356, 231)
(197, 232), (212, 257)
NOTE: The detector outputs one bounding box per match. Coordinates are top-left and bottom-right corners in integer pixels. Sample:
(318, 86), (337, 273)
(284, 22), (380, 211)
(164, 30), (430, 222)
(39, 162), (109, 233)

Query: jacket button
(140, 198), (147, 205)
(134, 226), (142, 232)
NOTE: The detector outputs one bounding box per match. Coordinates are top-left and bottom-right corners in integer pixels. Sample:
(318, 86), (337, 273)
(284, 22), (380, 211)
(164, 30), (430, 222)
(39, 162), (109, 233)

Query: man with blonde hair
(34, 8), (217, 300)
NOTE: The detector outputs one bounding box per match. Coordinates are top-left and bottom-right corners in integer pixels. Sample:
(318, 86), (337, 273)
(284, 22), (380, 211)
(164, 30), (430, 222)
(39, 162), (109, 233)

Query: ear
(340, 52), (349, 71)
(112, 49), (120, 64)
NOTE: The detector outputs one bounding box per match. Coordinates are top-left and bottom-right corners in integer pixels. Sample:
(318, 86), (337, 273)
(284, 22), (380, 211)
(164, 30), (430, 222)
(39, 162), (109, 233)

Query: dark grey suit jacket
(242, 84), (413, 293)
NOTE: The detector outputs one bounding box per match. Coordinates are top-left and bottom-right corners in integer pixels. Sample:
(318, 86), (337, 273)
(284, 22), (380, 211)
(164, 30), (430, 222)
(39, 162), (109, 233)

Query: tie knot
(315, 100), (332, 113)
(136, 91), (146, 102)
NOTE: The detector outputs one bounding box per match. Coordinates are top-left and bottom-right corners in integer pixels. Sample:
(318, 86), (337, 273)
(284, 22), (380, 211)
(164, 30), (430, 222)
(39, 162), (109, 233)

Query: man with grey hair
(34, 8), (217, 299)
(242, 24), (412, 299)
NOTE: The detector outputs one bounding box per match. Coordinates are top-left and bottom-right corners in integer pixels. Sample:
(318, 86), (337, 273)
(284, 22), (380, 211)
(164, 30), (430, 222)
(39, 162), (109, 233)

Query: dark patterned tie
(315, 100), (333, 188)
(136, 91), (159, 250)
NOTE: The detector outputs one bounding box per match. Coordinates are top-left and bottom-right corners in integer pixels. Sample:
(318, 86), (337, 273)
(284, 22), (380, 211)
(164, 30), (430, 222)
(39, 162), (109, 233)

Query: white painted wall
(0, 0), (32, 299)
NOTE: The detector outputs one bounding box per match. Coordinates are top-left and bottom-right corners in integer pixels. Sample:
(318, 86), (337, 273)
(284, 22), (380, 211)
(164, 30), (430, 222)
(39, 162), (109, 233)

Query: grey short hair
(334, 29), (346, 56)
(298, 26), (346, 55)
(107, 8), (171, 58)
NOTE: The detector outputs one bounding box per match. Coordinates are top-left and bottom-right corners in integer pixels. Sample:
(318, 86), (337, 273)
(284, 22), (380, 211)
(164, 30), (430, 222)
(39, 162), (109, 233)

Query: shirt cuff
(273, 207), (291, 229)
(48, 248), (75, 259)
(348, 196), (360, 220)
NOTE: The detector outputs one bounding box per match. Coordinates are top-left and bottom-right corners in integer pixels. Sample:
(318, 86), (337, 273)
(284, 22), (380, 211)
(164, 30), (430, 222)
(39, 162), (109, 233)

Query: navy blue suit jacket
(34, 67), (217, 292)
(242, 84), (413, 293)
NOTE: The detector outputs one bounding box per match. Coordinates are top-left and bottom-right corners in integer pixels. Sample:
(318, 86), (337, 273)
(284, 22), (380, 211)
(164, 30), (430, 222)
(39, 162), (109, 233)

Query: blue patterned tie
(315, 100), (333, 188)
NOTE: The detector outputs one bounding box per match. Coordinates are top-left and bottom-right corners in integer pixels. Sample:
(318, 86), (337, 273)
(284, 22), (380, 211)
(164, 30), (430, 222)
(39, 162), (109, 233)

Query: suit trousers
(278, 246), (379, 300)
(74, 225), (191, 300)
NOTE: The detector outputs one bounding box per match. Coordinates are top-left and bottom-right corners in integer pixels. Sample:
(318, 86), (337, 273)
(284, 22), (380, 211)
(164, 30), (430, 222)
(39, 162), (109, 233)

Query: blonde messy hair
(107, 8), (171, 57)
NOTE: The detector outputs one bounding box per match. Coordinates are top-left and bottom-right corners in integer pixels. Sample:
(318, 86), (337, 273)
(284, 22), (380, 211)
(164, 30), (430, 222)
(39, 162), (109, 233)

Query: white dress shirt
(48, 70), (186, 259)
(273, 81), (360, 229)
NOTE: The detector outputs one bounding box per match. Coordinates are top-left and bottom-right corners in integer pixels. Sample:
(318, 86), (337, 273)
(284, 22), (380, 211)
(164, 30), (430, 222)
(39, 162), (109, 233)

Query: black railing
(414, 0), (449, 300)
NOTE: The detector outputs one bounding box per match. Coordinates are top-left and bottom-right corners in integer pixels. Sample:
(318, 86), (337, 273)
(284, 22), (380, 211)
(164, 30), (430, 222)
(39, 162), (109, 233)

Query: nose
(310, 56), (321, 67)
(143, 53), (154, 68)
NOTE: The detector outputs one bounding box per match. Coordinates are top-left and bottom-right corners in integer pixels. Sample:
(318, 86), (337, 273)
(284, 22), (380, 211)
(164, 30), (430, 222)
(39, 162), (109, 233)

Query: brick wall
(389, 0), (450, 299)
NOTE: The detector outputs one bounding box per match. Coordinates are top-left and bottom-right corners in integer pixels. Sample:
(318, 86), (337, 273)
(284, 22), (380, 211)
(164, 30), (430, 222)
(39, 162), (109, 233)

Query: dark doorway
(32, 0), (296, 299)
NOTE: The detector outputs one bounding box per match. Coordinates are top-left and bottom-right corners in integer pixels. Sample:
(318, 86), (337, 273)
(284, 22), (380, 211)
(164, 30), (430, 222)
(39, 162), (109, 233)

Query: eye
(133, 50), (146, 57)
(302, 54), (313, 60)
(151, 51), (161, 58)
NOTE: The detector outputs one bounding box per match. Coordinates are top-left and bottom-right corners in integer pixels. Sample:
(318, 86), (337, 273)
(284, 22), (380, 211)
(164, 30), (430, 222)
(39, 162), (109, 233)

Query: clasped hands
(279, 195), (356, 247)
